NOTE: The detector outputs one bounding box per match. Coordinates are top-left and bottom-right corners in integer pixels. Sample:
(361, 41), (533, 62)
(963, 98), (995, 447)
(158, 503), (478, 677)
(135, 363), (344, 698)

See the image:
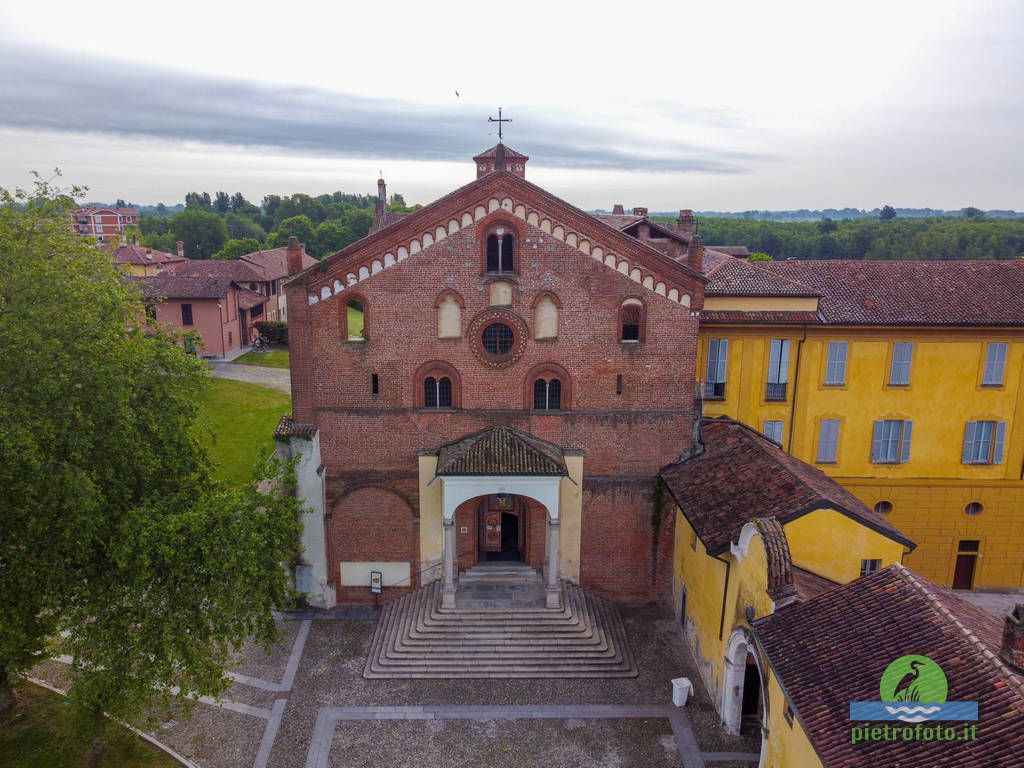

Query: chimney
(687, 234), (705, 273)
(376, 176), (387, 217)
(632, 207), (648, 217)
(176, 240), (184, 258)
(132, 233), (139, 246)
(1001, 604), (1024, 670)
(676, 209), (695, 240)
(612, 204), (624, 215)
(286, 236), (303, 275)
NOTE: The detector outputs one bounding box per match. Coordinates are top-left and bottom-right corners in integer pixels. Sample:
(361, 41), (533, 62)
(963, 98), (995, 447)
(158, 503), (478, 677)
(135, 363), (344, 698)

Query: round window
(482, 323), (515, 356)
(874, 501), (893, 515)
(964, 501), (984, 516)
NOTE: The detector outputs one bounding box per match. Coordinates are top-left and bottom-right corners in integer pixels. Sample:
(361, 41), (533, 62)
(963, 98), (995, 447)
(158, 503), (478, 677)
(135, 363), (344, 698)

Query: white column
(545, 515), (561, 609)
(441, 517), (456, 609)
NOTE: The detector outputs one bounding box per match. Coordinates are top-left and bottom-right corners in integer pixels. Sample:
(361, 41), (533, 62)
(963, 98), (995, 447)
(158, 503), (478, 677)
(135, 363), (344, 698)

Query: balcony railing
(765, 382), (787, 401)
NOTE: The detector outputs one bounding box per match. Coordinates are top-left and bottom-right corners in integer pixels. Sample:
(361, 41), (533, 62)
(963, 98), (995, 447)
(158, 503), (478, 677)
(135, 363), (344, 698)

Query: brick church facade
(276, 144), (707, 609)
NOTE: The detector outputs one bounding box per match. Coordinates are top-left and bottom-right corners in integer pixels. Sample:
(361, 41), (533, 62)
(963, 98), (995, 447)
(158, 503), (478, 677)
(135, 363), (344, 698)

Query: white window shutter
(962, 421), (977, 463)
(779, 340), (790, 383)
(717, 339), (729, 383)
(900, 421), (913, 463)
(871, 421), (884, 462)
(994, 421), (1007, 464)
(707, 341), (719, 381)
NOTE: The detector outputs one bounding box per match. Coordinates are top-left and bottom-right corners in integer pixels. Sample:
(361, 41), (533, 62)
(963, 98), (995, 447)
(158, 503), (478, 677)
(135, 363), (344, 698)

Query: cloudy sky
(0, 0), (1021, 211)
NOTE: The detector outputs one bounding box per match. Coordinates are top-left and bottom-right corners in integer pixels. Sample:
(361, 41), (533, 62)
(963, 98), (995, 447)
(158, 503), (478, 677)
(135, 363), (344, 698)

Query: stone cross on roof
(488, 107), (511, 141)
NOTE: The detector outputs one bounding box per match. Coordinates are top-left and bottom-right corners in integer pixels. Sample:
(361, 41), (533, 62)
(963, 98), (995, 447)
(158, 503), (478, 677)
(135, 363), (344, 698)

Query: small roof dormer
(473, 144), (529, 179)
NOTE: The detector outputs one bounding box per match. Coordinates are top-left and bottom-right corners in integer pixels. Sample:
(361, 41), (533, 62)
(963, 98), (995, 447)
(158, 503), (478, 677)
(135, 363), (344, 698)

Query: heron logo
(850, 654), (978, 724)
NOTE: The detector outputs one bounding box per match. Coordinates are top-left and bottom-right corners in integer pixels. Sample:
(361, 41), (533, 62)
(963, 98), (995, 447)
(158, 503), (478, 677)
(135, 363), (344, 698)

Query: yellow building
(697, 254), (1024, 589)
(659, 416), (1024, 768)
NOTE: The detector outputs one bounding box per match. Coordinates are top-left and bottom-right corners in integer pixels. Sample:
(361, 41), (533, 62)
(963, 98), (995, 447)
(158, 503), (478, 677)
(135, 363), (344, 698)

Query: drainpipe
(786, 325), (808, 454)
(712, 553), (731, 641)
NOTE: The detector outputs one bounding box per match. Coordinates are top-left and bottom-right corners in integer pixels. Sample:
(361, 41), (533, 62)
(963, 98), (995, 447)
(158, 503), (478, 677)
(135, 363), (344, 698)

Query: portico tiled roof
(435, 427), (567, 476)
(237, 289), (269, 310)
(752, 564), (1024, 768)
(705, 258), (819, 297)
(274, 414), (316, 438)
(659, 417), (914, 555)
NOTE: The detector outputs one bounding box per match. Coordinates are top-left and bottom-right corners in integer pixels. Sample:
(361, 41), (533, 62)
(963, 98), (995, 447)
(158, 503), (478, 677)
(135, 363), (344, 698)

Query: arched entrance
(723, 627), (767, 764)
(478, 495), (526, 562)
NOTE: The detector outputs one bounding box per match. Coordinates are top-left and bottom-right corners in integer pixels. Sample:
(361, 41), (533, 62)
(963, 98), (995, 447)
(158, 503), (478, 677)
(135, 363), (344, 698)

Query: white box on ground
(672, 677), (693, 707)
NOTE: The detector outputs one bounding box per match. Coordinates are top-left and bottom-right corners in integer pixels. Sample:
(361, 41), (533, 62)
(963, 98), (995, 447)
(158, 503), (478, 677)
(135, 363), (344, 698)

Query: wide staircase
(363, 566), (638, 679)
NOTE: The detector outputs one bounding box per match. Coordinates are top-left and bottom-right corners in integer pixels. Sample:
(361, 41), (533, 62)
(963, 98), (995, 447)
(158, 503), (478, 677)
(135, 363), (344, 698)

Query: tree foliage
(880, 204), (897, 221)
(0, 175), (301, 744)
(169, 209), (228, 260)
(213, 237), (261, 260)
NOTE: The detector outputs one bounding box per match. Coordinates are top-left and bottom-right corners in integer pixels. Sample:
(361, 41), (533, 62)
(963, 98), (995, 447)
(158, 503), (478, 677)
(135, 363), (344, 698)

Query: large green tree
(213, 237), (261, 260)
(169, 209), (228, 259)
(0, 176), (301, 753)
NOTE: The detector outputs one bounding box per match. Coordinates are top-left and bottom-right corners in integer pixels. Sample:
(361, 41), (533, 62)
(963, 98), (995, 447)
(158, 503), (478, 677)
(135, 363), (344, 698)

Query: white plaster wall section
(566, 233), (578, 247)
(604, 254), (616, 267)
(347, 272), (357, 286)
(617, 261), (630, 275)
(384, 252), (396, 267)
(447, 219), (459, 234)
(643, 275), (654, 289)
(668, 288), (679, 302)
(540, 218), (552, 233)
(527, 211), (539, 226)
(680, 293), (691, 307)
(307, 293), (318, 305)
(488, 198), (500, 212)
(501, 197), (514, 211)
(475, 205), (487, 220)
(422, 233), (433, 248)
(409, 239), (421, 254)
(579, 240), (591, 254)
(370, 259), (383, 275)
(435, 226), (447, 241)
(630, 268), (642, 283)
(397, 246), (409, 261)
(461, 212), (474, 227)
(332, 279), (344, 293)
(358, 265), (369, 280)
(319, 285), (331, 300)
(552, 225), (565, 241)
(655, 282), (666, 296)
(514, 204), (526, 219)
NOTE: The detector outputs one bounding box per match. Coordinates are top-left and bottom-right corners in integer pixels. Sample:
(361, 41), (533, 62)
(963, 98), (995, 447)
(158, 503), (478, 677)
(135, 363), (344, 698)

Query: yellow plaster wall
(417, 454), (442, 578)
(784, 508), (906, 584)
(702, 296), (820, 312)
(842, 479), (1024, 587)
(760, 668), (824, 768)
(558, 454), (584, 583)
(698, 325), (1024, 587)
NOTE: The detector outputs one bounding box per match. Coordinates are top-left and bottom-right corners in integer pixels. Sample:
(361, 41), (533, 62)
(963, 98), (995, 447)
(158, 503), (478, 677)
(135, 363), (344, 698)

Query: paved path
(209, 361), (291, 395)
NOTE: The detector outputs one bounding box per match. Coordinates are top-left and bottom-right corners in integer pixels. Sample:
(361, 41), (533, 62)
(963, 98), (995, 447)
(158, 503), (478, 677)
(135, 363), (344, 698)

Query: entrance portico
(432, 427), (569, 609)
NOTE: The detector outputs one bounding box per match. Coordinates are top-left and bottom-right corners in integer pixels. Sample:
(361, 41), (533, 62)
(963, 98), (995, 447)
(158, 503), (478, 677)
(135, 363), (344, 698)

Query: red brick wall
(287, 181), (700, 606)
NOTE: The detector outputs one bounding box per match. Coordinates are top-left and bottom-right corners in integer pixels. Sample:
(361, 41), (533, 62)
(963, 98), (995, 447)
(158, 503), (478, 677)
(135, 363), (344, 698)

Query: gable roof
(435, 427), (567, 476)
(290, 169), (706, 311)
(473, 144), (529, 161)
(708, 259), (1024, 326)
(165, 258), (272, 283)
(130, 275), (235, 300)
(752, 564), (1024, 768)
(368, 211), (411, 234)
(659, 417), (914, 555)
(241, 247), (317, 278)
(107, 243), (184, 267)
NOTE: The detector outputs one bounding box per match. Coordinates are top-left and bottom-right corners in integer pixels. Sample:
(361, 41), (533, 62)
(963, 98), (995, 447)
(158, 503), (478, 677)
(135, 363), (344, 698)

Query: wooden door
(479, 508), (501, 552)
(952, 554), (976, 590)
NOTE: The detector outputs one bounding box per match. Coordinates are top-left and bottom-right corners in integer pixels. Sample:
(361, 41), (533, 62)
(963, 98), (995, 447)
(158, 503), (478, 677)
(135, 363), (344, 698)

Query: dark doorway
(480, 496), (524, 562)
(953, 555), (977, 589)
(741, 656), (763, 737)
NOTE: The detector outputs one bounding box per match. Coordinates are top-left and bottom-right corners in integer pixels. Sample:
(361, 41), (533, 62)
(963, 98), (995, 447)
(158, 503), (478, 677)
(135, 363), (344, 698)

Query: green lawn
(197, 378), (291, 487)
(233, 347), (290, 369)
(0, 684), (179, 768)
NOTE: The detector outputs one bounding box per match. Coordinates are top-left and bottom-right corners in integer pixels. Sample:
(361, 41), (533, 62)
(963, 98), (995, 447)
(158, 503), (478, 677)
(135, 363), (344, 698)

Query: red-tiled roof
(130, 275), (234, 299)
(435, 427), (567, 476)
(107, 243), (184, 266)
(700, 310), (822, 324)
(754, 517), (796, 602)
(237, 289), (269, 310)
(76, 206), (139, 216)
(592, 213), (645, 231)
(705, 258), (819, 297)
(241, 247), (317, 278)
(369, 211), (411, 235)
(274, 414), (316, 438)
(659, 417), (914, 555)
(752, 564), (1024, 768)
(699, 250), (734, 271)
(165, 258), (272, 283)
(759, 260), (1024, 326)
(705, 245), (750, 257)
(791, 566), (839, 601)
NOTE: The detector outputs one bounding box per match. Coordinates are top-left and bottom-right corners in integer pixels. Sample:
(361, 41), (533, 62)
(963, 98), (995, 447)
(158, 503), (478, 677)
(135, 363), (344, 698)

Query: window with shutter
(982, 342), (1008, 386)
(766, 339), (789, 400)
(705, 339), (728, 399)
(871, 420), (913, 463)
(825, 341), (847, 385)
(889, 342), (913, 385)
(763, 421), (784, 444)
(817, 419), (840, 463)
(962, 420), (1006, 464)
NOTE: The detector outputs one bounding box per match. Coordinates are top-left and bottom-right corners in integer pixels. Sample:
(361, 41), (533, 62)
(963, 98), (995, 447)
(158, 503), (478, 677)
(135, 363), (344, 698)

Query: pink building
(74, 206), (139, 242)
(132, 275), (268, 359)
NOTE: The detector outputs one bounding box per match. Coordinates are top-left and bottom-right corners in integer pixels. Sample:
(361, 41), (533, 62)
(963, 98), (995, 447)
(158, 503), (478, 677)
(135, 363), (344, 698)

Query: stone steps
(459, 563), (543, 583)
(364, 581), (638, 679)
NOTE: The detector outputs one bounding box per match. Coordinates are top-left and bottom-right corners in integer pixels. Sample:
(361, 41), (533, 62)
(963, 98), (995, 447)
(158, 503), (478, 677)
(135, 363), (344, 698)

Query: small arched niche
(534, 294), (559, 339)
(436, 291), (463, 339)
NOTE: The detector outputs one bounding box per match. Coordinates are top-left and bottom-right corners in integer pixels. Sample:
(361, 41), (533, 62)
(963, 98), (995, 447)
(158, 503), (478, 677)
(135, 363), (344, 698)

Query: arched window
(533, 378), (562, 410)
(619, 298), (645, 342)
(485, 230), (514, 273)
(424, 376), (452, 408)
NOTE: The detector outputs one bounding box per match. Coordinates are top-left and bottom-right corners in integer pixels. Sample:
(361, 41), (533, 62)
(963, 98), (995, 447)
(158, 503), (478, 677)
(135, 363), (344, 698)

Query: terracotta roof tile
(130, 275), (233, 299)
(369, 211), (411, 235)
(791, 566), (840, 601)
(472, 144), (529, 160)
(436, 427), (567, 476)
(705, 245), (750, 257)
(237, 289), (269, 310)
(752, 564), (1024, 768)
(591, 213), (645, 231)
(700, 310), (822, 324)
(108, 243), (184, 266)
(760, 260), (1024, 326)
(274, 414), (316, 438)
(705, 258), (819, 297)
(659, 417), (914, 555)
(165, 258), (272, 282)
(754, 517), (796, 602)
(241, 247), (317, 278)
